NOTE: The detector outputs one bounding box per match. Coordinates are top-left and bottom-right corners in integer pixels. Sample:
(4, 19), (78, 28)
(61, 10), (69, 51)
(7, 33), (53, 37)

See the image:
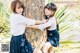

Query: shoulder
(10, 13), (15, 20)
(10, 13), (15, 17)
(50, 16), (55, 20)
(10, 13), (20, 18)
(10, 13), (23, 20)
(50, 17), (56, 22)
(48, 17), (56, 23)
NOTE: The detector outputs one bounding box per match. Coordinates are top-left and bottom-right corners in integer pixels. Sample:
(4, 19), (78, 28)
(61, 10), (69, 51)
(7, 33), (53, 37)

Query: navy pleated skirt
(47, 29), (60, 47)
(10, 33), (34, 53)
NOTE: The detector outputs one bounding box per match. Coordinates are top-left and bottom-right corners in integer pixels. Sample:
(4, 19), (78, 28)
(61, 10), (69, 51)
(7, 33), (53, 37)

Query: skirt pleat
(47, 29), (60, 47)
(10, 34), (33, 53)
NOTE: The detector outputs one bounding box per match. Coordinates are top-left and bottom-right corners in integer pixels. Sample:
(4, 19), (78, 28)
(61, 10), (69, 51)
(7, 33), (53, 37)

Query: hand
(42, 20), (47, 24)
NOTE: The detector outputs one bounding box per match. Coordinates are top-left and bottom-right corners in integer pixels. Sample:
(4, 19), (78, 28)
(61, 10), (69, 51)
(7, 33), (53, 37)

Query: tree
(19, 0), (47, 49)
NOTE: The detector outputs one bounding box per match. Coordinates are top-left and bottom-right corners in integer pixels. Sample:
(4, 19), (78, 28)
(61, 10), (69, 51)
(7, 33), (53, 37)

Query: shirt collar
(49, 16), (55, 20)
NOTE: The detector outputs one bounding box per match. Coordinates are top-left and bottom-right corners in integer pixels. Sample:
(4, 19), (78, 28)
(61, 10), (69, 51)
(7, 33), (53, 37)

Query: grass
(54, 41), (80, 53)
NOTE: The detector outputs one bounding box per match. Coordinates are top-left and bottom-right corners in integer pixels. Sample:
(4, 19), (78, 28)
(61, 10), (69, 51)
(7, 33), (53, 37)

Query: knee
(42, 42), (52, 51)
(33, 48), (42, 53)
(43, 42), (52, 49)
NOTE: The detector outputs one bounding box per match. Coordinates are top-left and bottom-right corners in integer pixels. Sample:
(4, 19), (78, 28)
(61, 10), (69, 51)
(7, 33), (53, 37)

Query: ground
(56, 42), (80, 53)
(0, 42), (80, 53)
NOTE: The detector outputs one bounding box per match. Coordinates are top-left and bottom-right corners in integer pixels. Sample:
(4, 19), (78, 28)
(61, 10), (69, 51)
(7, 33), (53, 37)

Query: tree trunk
(19, 0), (47, 49)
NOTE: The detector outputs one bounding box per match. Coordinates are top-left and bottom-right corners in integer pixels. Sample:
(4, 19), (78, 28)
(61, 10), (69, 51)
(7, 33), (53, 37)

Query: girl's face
(15, 3), (23, 14)
(44, 8), (54, 16)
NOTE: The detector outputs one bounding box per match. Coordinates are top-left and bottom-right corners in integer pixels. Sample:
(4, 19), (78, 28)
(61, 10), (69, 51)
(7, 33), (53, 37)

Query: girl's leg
(42, 42), (52, 53)
(33, 48), (42, 53)
(48, 46), (55, 53)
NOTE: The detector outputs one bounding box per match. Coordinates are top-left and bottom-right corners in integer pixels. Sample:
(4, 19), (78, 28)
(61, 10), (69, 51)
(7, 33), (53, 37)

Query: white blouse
(10, 13), (35, 36)
(38, 17), (57, 31)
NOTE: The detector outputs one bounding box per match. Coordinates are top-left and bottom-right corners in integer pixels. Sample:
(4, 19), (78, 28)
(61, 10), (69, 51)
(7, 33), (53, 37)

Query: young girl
(10, 0), (45, 53)
(27, 3), (60, 53)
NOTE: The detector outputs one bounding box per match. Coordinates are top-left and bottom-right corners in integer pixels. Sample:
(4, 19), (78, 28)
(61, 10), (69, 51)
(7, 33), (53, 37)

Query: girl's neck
(13, 12), (23, 15)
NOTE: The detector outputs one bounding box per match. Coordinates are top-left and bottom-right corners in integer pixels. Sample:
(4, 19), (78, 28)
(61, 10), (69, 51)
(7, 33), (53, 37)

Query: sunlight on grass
(55, 42), (80, 53)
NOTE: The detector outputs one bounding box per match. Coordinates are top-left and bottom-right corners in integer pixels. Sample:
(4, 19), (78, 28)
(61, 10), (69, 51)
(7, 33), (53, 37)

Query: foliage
(0, 2), (11, 43)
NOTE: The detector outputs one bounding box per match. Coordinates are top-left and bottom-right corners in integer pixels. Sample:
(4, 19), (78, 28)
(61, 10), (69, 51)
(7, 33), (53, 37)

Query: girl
(27, 3), (60, 53)
(10, 0), (44, 53)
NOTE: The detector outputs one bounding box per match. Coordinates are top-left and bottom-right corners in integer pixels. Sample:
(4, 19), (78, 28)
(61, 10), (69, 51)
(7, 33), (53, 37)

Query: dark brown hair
(44, 3), (57, 18)
(11, 0), (24, 15)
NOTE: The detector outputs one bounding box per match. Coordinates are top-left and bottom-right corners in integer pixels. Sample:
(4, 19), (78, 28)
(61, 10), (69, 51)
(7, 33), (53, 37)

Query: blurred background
(0, 0), (80, 53)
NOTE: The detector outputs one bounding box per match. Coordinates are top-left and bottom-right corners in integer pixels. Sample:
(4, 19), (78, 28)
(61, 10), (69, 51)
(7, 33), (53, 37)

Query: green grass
(54, 41), (80, 53)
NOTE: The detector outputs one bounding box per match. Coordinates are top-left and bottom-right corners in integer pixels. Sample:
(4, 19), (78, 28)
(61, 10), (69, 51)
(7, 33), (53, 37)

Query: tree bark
(19, 0), (47, 49)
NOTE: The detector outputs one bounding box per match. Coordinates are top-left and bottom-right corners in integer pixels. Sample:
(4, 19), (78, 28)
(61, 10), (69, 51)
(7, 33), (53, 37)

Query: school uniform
(10, 13), (35, 53)
(38, 16), (59, 47)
